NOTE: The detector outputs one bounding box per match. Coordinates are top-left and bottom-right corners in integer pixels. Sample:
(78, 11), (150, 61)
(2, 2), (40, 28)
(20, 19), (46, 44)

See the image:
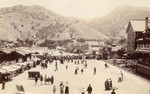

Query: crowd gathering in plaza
(29, 54), (125, 94)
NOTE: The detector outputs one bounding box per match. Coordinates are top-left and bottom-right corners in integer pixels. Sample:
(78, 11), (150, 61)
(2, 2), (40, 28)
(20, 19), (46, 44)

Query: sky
(0, 0), (150, 19)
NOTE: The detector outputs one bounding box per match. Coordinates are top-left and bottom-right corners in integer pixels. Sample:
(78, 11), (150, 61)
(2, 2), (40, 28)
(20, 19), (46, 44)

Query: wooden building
(126, 18), (149, 55)
(126, 17), (150, 77)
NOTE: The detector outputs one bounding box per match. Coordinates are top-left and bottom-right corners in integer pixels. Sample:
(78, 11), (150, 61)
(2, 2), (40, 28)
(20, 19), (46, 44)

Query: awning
(0, 49), (14, 54)
(16, 63), (27, 66)
(11, 65), (21, 70)
(26, 61), (34, 64)
(0, 68), (7, 73)
(1, 66), (17, 72)
(15, 50), (29, 56)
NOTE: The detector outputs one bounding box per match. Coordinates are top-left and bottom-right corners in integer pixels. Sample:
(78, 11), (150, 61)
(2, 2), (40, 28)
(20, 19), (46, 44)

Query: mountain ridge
(1, 5), (150, 43)
(88, 6), (150, 37)
(0, 5), (108, 42)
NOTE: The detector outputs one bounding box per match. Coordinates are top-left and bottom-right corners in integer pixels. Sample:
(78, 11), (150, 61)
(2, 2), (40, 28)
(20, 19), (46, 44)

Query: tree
(117, 47), (125, 58)
(105, 39), (114, 45)
(118, 36), (126, 45)
(77, 38), (85, 42)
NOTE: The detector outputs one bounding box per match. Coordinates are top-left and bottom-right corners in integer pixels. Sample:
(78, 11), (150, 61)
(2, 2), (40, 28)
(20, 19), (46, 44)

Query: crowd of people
(29, 55), (122, 94)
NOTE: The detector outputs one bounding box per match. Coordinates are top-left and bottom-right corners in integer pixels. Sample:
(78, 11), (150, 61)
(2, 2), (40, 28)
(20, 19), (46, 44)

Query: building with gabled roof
(126, 17), (150, 76)
(126, 17), (150, 55)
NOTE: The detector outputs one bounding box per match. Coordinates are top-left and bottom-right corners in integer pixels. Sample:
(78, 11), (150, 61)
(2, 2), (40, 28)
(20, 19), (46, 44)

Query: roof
(130, 20), (146, 31)
(0, 49), (14, 54)
(0, 68), (7, 73)
(126, 19), (150, 33)
(1, 66), (18, 72)
(11, 65), (21, 69)
(15, 50), (29, 56)
(16, 63), (27, 66)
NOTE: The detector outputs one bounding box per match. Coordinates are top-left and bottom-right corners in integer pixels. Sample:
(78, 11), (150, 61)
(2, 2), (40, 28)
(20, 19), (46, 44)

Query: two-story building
(126, 17), (150, 55)
(126, 17), (150, 77)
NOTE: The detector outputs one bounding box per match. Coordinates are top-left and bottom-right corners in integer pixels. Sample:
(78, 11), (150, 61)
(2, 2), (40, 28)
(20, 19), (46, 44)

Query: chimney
(145, 17), (148, 30)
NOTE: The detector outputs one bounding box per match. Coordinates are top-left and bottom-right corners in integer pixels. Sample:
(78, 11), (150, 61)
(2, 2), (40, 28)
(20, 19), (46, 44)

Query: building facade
(126, 17), (150, 76)
(126, 17), (150, 55)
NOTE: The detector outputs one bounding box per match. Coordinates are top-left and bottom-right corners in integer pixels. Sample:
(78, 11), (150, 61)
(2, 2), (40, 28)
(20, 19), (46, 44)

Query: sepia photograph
(0, 0), (150, 94)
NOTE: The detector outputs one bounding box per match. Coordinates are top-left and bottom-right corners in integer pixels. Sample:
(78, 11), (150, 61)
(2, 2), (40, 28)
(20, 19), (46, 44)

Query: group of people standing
(34, 75), (54, 86)
(52, 82), (69, 94)
(74, 60), (96, 76)
(104, 78), (117, 94)
(105, 78), (113, 90)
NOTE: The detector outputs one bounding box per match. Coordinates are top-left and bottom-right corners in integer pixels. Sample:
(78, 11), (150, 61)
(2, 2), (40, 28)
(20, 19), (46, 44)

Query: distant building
(67, 38), (88, 53)
(85, 40), (105, 53)
(0, 48), (31, 67)
(126, 17), (150, 55)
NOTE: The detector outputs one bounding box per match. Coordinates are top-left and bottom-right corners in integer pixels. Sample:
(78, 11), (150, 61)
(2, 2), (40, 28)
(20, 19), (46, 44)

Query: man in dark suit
(87, 84), (92, 94)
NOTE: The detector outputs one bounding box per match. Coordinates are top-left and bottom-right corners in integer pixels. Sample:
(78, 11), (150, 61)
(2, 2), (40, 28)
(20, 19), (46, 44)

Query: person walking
(109, 78), (112, 89)
(118, 71), (123, 82)
(53, 85), (56, 94)
(118, 77), (121, 82)
(111, 89), (116, 94)
(81, 69), (84, 75)
(66, 65), (68, 69)
(78, 60), (80, 65)
(35, 75), (38, 86)
(44, 75), (47, 85)
(74, 61), (77, 65)
(105, 79), (110, 90)
(51, 75), (54, 84)
(40, 75), (43, 85)
(47, 76), (51, 84)
(55, 62), (58, 71)
(93, 67), (96, 75)
(65, 82), (69, 94)
(87, 84), (92, 94)
(75, 68), (78, 75)
(120, 71), (123, 81)
(85, 62), (87, 69)
(60, 81), (64, 94)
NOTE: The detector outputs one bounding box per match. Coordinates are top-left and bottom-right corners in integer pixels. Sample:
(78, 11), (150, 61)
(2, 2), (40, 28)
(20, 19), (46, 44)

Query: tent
(15, 63), (28, 71)
(1, 66), (18, 77)
(0, 68), (7, 74)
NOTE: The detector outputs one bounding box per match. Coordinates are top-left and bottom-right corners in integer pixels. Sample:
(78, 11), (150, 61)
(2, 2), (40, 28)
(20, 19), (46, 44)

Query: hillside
(88, 6), (150, 37)
(0, 5), (108, 42)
